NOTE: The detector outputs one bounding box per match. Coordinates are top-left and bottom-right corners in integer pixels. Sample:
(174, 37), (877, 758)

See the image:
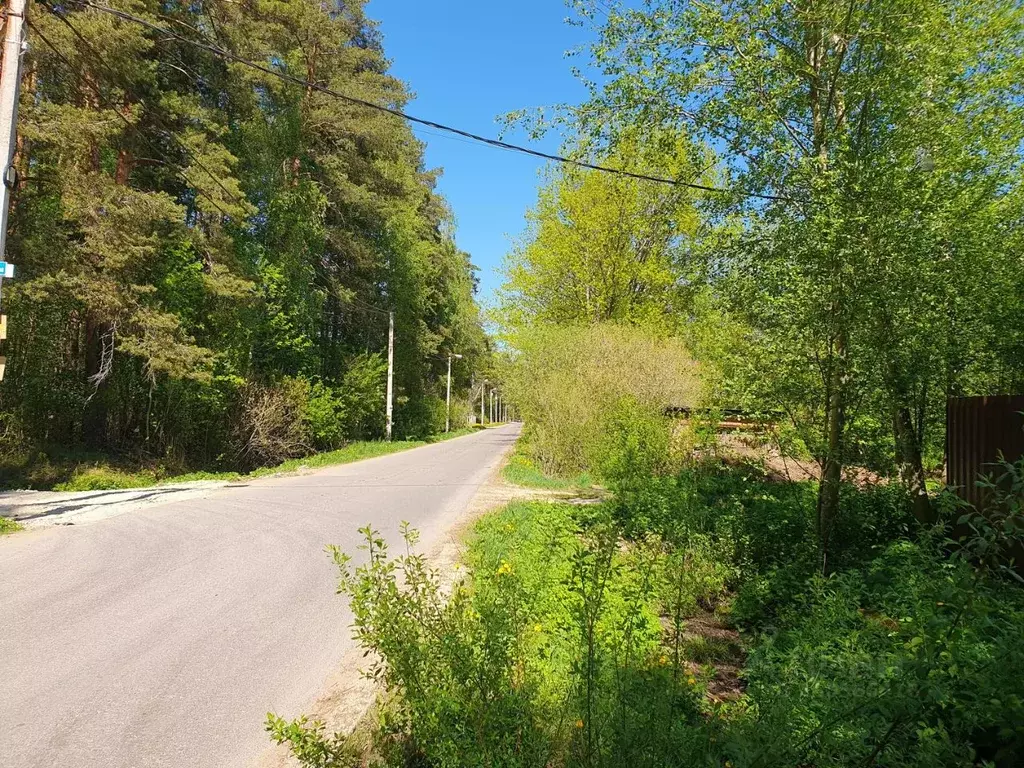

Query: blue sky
(366, 1), (595, 308)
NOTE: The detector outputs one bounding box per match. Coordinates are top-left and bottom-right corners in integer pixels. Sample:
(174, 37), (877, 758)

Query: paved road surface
(1, 424), (520, 768)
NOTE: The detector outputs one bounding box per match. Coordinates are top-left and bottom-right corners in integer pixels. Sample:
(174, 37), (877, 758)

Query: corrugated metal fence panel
(946, 395), (1024, 510)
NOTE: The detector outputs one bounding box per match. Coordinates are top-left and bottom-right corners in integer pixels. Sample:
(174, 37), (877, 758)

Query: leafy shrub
(733, 540), (1024, 767)
(330, 521), (554, 768)
(394, 393), (447, 440)
(594, 395), (672, 484)
(502, 323), (699, 476)
(0, 516), (22, 535)
(955, 453), (1024, 581)
(337, 353), (386, 440)
(301, 380), (347, 451)
(502, 448), (593, 490)
(612, 466), (921, 628)
(53, 465), (159, 492)
(266, 715), (357, 768)
(273, 504), (717, 768)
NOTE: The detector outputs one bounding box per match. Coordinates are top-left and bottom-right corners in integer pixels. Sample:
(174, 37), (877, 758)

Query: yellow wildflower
(574, 719), (584, 729)
(533, 623), (543, 632)
(658, 655), (669, 666)
(687, 676), (697, 686)
(496, 560), (513, 576)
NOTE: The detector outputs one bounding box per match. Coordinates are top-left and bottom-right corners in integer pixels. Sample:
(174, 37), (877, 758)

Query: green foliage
(0, 516), (22, 535)
(502, 450), (594, 491)
(54, 466), (160, 492)
(0, 0), (487, 474)
(499, 130), (706, 332)
(301, 380), (347, 452)
(734, 540), (1024, 767)
(266, 714), (357, 768)
(593, 396), (672, 485)
(558, 0), (1024, 562)
(277, 461), (1024, 768)
(956, 453), (1024, 582)
(503, 323), (698, 476)
(270, 504), (721, 768)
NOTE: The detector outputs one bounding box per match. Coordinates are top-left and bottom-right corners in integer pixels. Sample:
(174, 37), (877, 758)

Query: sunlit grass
(0, 516), (22, 535)
(502, 451), (594, 491)
(36, 428), (481, 492)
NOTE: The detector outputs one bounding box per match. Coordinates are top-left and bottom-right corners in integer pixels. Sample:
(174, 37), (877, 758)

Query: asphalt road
(0, 424), (520, 768)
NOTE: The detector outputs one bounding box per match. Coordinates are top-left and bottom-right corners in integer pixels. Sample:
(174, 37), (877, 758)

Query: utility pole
(0, 0), (24, 257)
(385, 310), (394, 440)
(445, 353), (462, 432)
(0, 0), (26, 383)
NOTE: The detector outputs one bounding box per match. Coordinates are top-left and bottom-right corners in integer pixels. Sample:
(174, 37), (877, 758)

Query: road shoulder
(254, 439), (566, 768)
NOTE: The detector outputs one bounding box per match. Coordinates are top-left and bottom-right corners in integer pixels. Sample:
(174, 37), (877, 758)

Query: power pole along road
(0, 423), (520, 768)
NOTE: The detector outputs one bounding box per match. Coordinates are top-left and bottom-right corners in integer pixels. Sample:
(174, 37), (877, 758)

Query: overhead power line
(72, 0), (793, 203)
(33, 2), (249, 216)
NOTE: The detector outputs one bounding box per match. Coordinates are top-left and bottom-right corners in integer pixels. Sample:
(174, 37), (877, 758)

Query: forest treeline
(0, 0), (487, 483)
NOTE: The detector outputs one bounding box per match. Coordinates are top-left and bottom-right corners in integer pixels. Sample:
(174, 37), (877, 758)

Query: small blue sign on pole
(0, 262), (13, 278)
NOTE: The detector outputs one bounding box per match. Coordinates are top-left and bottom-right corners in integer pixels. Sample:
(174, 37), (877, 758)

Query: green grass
(0, 516), (22, 535)
(501, 451), (594, 491)
(22, 427), (481, 493)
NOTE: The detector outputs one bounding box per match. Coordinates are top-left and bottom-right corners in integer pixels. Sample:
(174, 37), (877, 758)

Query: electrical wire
(74, 0), (796, 204)
(33, 7), (403, 320)
(27, 19), (241, 221)
(341, 293), (391, 317)
(34, 1), (249, 214)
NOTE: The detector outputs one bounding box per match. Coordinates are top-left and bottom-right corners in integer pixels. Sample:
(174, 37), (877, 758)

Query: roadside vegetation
(269, 1), (1024, 765)
(0, 516), (21, 535)
(0, 0), (491, 490)
(271, 449), (1024, 767)
(2, 428), (481, 493)
(501, 450), (593, 492)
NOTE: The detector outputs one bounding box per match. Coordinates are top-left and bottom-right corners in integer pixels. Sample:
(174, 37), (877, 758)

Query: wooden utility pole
(0, 0), (26, 382)
(385, 310), (394, 440)
(445, 353), (461, 433)
(0, 0), (24, 256)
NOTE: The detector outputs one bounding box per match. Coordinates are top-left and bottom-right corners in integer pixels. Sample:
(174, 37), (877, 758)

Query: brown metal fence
(946, 395), (1024, 510)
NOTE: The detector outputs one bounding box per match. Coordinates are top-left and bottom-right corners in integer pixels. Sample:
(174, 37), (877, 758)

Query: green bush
(54, 466), (159, 492)
(732, 540), (1024, 767)
(503, 323), (699, 476)
(272, 504), (719, 768)
(337, 353), (386, 440)
(270, 465), (1024, 768)
(301, 380), (347, 451)
(593, 395), (672, 484)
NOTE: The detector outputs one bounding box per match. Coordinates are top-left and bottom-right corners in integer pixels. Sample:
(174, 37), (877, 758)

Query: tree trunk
(893, 405), (935, 524)
(817, 336), (847, 574)
(82, 318), (114, 447)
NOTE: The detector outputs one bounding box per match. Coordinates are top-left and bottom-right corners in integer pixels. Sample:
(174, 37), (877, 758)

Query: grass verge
(0, 516), (23, 535)
(501, 449), (594, 491)
(4, 428), (480, 493)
